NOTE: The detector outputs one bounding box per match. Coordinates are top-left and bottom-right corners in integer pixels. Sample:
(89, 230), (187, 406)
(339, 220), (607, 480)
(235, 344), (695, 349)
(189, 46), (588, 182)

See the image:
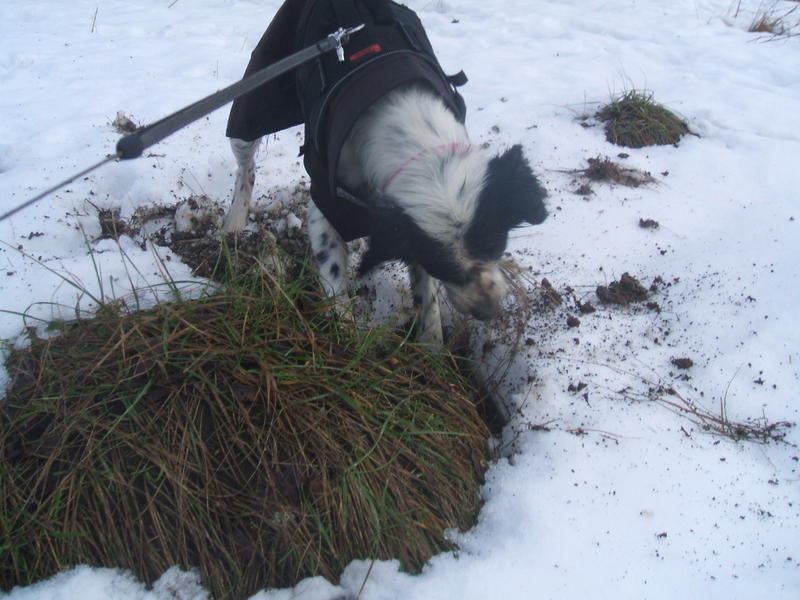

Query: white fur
(338, 86), (488, 252)
(408, 263), (445, 346)
(307, 202), (348, 299)
(222, 137), (260, 233)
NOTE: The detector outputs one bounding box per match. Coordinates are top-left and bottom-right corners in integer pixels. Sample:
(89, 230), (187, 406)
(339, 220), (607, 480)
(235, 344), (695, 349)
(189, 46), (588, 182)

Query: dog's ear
(464, 145), (547, 260)
(483, 144), (548, 227)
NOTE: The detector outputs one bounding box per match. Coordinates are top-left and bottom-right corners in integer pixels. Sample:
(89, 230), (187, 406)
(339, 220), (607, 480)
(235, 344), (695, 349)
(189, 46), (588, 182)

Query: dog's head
(359, 144), (547, 320)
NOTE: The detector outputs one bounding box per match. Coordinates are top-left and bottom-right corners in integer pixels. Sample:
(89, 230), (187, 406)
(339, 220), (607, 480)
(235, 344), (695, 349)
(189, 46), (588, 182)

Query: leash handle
(116, 25), (364, 160)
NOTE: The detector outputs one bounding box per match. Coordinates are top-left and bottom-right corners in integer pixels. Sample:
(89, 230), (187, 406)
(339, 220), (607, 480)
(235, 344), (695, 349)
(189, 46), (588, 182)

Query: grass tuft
(596, 90), (690, 148)
(750, 12), (786, 33)
(744, 1), (799, 38)
(1, 252), (488, 599)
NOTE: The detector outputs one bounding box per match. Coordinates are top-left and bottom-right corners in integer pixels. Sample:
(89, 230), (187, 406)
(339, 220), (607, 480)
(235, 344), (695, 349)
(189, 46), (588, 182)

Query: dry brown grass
(744, 1), (800, 37)
(582, 156), (656, 187)
(1, 260), (488, 599)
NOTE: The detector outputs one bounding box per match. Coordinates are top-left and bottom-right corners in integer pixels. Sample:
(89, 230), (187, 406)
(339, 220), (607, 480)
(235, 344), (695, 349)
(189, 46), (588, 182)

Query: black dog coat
(226, 0), (467, 241)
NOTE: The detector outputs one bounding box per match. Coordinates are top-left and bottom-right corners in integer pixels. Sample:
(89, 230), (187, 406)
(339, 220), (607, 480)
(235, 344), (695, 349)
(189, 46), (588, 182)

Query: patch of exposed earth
(94, 182), (313, 280)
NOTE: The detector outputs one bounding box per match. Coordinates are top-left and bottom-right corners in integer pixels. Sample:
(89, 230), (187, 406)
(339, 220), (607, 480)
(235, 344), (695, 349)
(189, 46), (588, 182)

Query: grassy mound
(1, 258), (488, 599)
(597, 90), (689, 148)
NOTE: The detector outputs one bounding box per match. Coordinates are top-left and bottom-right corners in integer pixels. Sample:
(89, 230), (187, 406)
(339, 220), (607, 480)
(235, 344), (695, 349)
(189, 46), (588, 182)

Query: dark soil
(639, 218), (660, 230)
(92, 184), (313, 283)
(97, 206), (128, 239)
(671, 357), (694, 369)
(538, 278), (563, 307)
(168, 231), (294, 280)
(596, 272), (650, 305)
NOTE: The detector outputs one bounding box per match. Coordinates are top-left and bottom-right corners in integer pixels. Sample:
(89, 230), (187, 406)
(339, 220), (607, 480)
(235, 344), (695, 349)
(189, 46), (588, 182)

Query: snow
(1, 0), (799, 598)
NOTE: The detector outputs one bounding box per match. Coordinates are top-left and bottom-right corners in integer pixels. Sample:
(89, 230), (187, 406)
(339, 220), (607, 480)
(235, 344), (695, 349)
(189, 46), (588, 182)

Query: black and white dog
(223, 8), (546, 345)
(224, 83), (546, 344)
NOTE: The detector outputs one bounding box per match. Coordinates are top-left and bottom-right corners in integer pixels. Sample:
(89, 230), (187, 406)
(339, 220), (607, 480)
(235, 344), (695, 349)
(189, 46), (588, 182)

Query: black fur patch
(358, 204), (469, 284)
(465, 145), (547, 260)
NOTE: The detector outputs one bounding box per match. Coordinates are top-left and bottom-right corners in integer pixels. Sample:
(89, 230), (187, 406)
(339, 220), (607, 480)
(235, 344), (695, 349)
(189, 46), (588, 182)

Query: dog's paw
(221, 209), (248, 233)
(416, 321), (444, 347)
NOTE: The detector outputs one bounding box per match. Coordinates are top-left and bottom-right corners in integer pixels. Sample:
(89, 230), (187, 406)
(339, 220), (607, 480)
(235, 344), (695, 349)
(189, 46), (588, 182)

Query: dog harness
(226, 0), (467, 241)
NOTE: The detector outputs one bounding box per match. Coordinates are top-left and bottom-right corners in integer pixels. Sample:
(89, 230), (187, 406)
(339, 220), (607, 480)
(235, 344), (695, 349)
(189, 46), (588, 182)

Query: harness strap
(447, 70), (468, 87)
(331, 0), (363, 28)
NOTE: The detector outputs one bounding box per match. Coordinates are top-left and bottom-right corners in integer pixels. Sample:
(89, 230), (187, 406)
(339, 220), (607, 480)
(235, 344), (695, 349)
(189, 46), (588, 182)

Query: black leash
(0, 154), (120, 224)
(0, 24), (364, 224)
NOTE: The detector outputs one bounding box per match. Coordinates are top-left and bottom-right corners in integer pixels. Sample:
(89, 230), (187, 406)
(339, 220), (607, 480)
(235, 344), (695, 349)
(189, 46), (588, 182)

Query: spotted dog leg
(223, 137), (261, 233)
(308, 203), (348, 300)
(409, 263), (444, 346)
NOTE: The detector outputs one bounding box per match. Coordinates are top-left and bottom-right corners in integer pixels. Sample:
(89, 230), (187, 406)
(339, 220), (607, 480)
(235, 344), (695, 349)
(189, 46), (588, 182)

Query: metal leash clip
(329, 24), (365, 62)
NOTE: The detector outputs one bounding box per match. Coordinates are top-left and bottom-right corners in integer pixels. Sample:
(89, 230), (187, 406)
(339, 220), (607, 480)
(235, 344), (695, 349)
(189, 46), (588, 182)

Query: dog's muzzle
(443, 266), (507, 321)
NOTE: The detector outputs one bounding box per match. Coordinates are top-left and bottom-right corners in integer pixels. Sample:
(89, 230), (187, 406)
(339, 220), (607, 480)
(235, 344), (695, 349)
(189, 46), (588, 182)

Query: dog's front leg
(308, 203), (349, 300)
(409, 264), (444, 346)
(223, 137), (261, 233)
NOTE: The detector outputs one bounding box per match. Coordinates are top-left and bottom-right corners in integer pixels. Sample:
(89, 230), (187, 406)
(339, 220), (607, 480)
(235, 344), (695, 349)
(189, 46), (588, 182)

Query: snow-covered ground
(1, 0), (799, 598)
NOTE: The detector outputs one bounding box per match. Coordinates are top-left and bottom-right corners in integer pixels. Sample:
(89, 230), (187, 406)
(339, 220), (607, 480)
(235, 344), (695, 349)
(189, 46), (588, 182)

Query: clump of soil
(596, 272), (650, 305)
(596, 90), (690, 148)
(111, 111), (140, 134)
(639, 218), (660, 230)
(538, 278), (563, 308)
(96, 205), (128, 239)
(671, 357), (694, 369)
